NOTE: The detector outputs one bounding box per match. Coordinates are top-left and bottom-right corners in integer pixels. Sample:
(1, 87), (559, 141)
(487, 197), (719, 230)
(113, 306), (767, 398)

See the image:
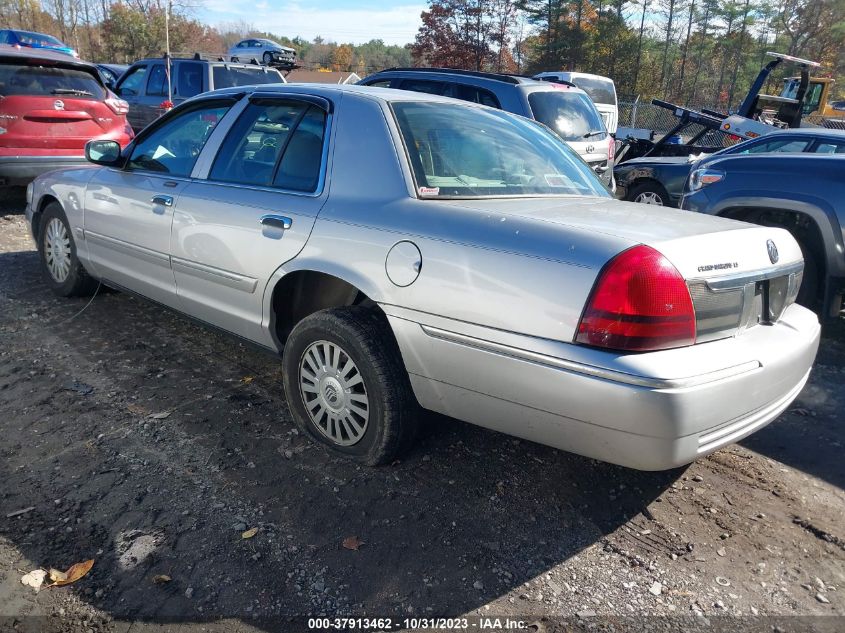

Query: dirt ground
(0, 196), (843, 633)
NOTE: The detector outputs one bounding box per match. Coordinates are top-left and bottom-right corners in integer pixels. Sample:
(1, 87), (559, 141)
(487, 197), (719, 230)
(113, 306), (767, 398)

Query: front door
(83, 99), (235, 306)
(169, 96), (332, 343)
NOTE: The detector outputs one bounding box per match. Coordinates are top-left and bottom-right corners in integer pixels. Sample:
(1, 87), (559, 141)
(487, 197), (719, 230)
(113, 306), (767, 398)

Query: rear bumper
(0, 155), (87, 186)
(386, 304), (821, 470)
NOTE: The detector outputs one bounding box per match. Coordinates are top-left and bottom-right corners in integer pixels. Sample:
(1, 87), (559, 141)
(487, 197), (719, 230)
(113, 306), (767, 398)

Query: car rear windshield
(393, 101), (609, 199)
(528, 90), (606, 142)
(0, 63), (105, 98)
(569, 76), (616, 105)
(212, 66), (283, 89)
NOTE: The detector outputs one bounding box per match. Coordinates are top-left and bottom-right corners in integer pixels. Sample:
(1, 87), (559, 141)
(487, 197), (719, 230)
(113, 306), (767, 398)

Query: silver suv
(359, 67), (614, 187)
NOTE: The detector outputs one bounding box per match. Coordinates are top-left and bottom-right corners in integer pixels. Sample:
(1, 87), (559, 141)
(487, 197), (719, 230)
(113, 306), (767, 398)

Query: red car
(0, 45), (132, 188)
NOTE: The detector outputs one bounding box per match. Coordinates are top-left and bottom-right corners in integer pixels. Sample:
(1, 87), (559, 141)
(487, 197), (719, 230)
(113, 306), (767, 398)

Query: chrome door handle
(259, 214), (292, 230)
(151, 194), (174, 207)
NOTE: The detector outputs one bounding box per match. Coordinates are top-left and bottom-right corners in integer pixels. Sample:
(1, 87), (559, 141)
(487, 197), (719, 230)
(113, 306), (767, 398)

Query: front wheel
(627, 181), (670, 206)
(231, 56), (239, 63)
(38, 202), (98, 297)
(282, 307), (419, 465)
(262, 52), (273, 65)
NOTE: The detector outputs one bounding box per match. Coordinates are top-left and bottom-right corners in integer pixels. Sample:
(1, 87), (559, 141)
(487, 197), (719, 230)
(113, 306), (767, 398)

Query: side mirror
(85, 139), (122, 166)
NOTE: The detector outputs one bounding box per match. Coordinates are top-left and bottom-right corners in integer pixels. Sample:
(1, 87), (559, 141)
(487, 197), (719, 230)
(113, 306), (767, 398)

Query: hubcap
(43, 218), (72, 282)
(634, 191), (664, 205)
(299, 340), (369, 446)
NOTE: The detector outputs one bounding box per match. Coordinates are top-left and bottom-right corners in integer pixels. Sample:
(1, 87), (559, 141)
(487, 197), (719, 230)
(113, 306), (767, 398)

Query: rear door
(169, 95), (332, 342)
(0, 59), (116, 155)
(83, 98), (235, 306)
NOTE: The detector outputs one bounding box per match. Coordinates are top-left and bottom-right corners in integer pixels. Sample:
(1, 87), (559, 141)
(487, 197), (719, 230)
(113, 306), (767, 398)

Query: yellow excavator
(780, 76), (845, 121)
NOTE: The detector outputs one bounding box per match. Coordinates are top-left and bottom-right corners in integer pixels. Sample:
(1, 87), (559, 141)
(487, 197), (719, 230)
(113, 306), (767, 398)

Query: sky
(197, 0), (426, 45)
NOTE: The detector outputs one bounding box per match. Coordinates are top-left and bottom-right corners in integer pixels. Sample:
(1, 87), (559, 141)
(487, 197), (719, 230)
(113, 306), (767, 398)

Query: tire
(795, 237), (821, 311)
(37, 202), (98, 297)
(262, 52), (273, 65)
(627, 181), (670, 207)
(282, 306), (419, 465)
(231, 56), (239, 63)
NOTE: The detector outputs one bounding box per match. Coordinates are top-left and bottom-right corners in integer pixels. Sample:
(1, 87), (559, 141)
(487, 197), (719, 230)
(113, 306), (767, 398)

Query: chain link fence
(618, 100), (734, 148)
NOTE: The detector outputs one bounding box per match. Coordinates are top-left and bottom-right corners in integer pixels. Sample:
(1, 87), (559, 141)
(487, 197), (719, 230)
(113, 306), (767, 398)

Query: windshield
(0, 63), (105, 98)
(528, 90), (606, 142)
(212, 66), (283, 89)
(569, 76), (616, 105)
(17, 31), (66, 47)
(392, 101), (609, 199)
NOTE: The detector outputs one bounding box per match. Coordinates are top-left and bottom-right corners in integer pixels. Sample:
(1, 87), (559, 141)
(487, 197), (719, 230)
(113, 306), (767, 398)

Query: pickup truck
(682, 153), (845, 320)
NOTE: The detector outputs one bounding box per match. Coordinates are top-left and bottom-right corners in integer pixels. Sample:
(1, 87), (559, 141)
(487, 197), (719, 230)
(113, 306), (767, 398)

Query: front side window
(146, 64), (167, 97)
(127, 102), (231, 176)
(209, 100), (326, 192)
(738, 138), (810, 154)
(393, 101), (608, 199)
(117, 65), (147, 97)
(528, 90), (606, 142)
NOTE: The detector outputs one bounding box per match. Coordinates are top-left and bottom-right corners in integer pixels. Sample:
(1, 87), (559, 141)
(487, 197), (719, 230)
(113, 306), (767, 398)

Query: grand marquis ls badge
(767, 239), (779, 264)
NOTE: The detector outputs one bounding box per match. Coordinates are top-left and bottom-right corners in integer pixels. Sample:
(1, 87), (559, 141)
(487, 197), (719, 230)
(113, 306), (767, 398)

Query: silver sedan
(24, 85), (820, 470)
(228, 38), (295, 67)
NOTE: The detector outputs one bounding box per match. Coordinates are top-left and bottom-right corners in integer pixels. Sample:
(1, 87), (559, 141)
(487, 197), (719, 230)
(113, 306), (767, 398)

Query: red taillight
(608, 136), (615, 162)
(576, 245), (696, 352)
(105, 97), (129, 115)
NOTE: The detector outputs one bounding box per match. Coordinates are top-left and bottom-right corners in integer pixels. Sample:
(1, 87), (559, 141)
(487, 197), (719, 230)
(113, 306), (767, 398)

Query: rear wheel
(627, 181), (670, 206)
(282, 307), (418, 465)
(38, 202), (98, 297)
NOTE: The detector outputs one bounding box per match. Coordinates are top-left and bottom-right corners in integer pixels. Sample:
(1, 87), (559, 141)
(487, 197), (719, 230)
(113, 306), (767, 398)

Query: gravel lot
(0, 196), (843, 633)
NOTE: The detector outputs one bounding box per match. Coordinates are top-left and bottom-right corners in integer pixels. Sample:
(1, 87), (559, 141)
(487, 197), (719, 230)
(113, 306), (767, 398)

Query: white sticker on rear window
(419, 186), (440, 197)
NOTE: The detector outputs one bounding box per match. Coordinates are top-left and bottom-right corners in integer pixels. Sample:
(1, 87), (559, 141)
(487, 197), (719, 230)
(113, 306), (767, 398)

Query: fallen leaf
(152, 574), (171, 584)
(241, 527), (259, 539)
(21, 569), (47, 592)
(127, 404), (151, 416)
(241, 376), (254, 384)
(48, 559), (94, 587)
(149, 411), (171, 419)
(48, 568), (67, 583)
(5, 506), (35, 518)
(342, 536), (364, 551)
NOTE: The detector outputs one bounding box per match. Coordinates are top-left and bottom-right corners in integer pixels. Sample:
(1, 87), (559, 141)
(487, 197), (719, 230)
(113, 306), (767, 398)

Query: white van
(533, 71), (618, 134)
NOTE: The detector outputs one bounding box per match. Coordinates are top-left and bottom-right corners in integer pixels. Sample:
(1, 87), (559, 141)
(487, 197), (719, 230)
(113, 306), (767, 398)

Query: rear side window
(146, 64), (167, 97)
(814, 140), (845, 154)
(209, 100), (326, 192)
(211, 66), (283, 89)
(399, 79), (450, 96)
(127, 102), (231, 176)
(528, 90), (605, 142)
(456, 84), (500, 108)
(176, 62), (203, 97)
(0, 63), (105, 99)
(569, 76), (616, 105)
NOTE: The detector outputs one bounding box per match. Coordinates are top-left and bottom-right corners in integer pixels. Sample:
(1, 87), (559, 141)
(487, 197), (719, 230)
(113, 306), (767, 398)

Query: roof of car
(203, 82), (502, 106)
(0, 44), (94, 68)
(758, 127), (845, 138)
(365, 67), (542, 86)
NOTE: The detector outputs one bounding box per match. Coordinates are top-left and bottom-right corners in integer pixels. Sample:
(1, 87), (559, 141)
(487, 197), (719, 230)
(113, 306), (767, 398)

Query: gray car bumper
(386, 303), (820, 471)
(0, 155), (87, 186)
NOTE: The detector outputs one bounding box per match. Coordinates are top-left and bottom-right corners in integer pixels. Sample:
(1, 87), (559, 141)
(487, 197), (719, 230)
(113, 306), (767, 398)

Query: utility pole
(165, 0), (172, 104)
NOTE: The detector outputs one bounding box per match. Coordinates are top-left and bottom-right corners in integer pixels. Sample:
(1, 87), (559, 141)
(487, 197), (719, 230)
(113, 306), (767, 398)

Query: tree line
(410, 0), (845, 107)
(2, 0), (841, 108)
(0, 1), (410, 73)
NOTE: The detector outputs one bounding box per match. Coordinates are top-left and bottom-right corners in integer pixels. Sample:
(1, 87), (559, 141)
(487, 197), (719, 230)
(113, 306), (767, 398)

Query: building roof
(285, 70), (361, 85)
